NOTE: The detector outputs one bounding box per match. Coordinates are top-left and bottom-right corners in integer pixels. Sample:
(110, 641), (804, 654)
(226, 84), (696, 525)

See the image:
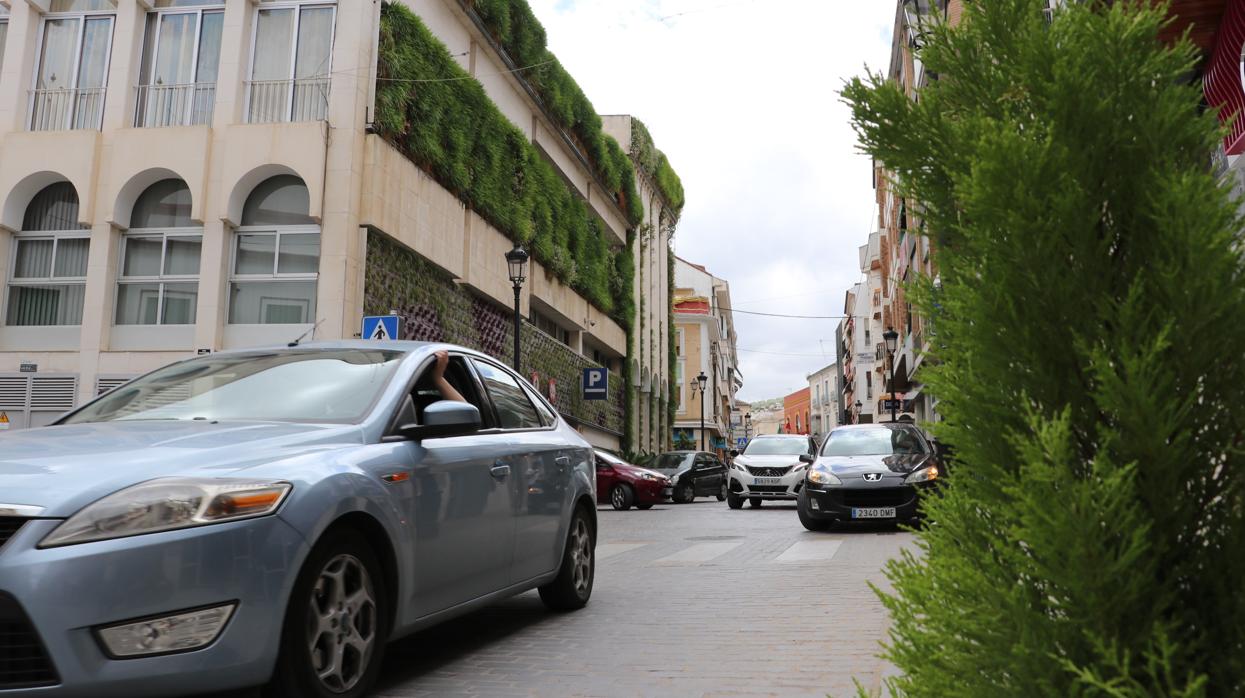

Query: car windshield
(596, 452), (625, 466)
(821, 428), (928, 456)
(743, 438), (810, 456)
(62, 349), (405, 425)
(652, 453), (693, 470)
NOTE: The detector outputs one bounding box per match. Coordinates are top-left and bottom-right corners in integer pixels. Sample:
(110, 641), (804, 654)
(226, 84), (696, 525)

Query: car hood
(735, 454), (805, 468)
(816, 453), (932, 475)
(0, 421), (364, 517)
(617, 463), (668, 480)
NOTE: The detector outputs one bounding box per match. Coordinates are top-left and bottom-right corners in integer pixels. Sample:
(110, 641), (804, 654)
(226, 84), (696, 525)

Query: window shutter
(96, 377), (130, 395)
(0, 377), (29, 410)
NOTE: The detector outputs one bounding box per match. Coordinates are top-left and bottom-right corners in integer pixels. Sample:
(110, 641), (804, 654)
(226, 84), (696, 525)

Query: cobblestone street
(374, 500), (915, 698)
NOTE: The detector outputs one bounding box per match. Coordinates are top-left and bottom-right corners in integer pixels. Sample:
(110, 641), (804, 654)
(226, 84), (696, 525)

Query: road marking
(596, 542), (651, 560)
(775, 539), (843, 563)
(656, 541), (744, 564)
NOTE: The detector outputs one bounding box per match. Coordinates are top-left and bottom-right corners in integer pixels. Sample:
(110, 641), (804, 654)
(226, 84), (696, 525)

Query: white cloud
(527, 0), (894, 401)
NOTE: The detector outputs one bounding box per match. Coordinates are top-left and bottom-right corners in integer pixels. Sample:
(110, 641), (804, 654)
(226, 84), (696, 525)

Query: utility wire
(738, 347), (838, 358)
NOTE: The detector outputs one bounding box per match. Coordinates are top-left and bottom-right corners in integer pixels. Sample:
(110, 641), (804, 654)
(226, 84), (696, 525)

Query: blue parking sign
(582, 367), (608, 400)
(362, 315), (401, 341)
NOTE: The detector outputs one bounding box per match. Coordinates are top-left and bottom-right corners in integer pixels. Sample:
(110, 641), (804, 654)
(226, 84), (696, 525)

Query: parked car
(0, 342), (597, 698)
(649, 451), (728, 503)
(797, 423), (941, 531)
(726, 434), (819, 509)
(594, 451), (673, 510)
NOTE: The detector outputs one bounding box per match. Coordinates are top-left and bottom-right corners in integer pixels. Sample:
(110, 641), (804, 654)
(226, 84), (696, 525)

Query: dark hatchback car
(797, 423), (941, 530)
(649, 451), (728, 503)
(594, 450), (673, 510)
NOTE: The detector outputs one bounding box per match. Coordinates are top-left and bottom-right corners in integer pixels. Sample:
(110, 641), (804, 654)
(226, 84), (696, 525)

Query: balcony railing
(29, 88), (106, 131)
(134, 83), (216, 128)
(246, 77), (330, 124)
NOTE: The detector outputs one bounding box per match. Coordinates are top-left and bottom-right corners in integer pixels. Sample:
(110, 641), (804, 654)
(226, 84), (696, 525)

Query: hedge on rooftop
(630, 118), (686, 214)
(469, 0), (655, 224)
(375, 2), (630, 328)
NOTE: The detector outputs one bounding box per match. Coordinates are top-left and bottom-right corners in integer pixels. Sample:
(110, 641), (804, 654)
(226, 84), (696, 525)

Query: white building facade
(0, 0), (670, 448)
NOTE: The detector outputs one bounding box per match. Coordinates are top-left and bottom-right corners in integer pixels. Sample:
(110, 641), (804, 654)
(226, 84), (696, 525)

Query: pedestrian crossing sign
(361, 315), (402, 341)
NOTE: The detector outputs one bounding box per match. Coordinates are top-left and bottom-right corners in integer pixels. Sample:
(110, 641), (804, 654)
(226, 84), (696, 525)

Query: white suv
(727, 434), (819, 508)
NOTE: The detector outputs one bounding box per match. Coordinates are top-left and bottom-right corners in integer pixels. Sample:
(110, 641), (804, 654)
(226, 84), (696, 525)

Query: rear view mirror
(401, 400), (481, 439)
(729, 449), (739, 458)
(798, 454), (815, 464)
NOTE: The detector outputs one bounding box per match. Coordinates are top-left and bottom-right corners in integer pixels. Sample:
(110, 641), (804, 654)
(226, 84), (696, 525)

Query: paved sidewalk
(374, 500), (913, 698)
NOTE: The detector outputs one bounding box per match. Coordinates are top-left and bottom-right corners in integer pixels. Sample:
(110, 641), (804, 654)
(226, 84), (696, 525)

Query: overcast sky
(527, 0), (896, 402)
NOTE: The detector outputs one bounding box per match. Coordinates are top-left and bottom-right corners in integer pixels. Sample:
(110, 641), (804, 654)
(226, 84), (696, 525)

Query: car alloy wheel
(717, 483), (727, 501)
(308, 554), (378, 693)
(570, 518), (593, 597)
(610, 483), (634, 510)
(678, 483), (695, 503)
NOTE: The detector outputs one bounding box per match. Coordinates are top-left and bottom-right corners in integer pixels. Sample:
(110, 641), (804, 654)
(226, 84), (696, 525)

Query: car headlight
(734, 462), (749, 471)
(41, 478), (292, 548)
(640, 473), (662, 482)
(807, 464), (842, 486)
(903, 466), (939, 484)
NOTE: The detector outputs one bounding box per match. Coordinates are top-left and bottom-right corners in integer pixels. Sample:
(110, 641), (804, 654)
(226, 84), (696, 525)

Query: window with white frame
(247, 1), (335, 123)
(7, 182), (89, 326)
(675, 358), (685, 415)
(116, 180), (202, 325)
(135, 1), (224, 128)
(228, 175), (319, 325)
(1, 8), (10, 75)
(29, 1), (117, 131)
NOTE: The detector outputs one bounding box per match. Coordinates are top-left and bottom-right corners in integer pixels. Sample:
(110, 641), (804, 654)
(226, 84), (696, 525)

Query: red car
(595, 450), (673, 510)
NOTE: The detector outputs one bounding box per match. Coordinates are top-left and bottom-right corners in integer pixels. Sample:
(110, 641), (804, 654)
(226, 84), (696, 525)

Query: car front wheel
(609, 483), (634, 511)
(798, 490), (833, 531)
(267, 529), (387, 698)
(539, 507), (595, 611)
(727, 491), (744, 509)
(674, 483), (695, 503)
(716, 483), (727, 501)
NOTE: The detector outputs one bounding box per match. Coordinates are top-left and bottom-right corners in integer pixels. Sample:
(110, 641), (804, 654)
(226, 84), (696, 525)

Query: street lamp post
(505, 244), (529, 371)
(691, 371), (708, 451)
(744, 412), (751, 442)
(883, 327), (899, 423)
(855, 400), (863, 424)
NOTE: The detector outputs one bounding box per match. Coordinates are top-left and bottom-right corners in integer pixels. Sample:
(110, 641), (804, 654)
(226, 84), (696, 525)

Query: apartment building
(0, 0), (679, 450)
(673, 256), (741, 456)
(781, 387), (809, 435)
(807, 361), (837, 440)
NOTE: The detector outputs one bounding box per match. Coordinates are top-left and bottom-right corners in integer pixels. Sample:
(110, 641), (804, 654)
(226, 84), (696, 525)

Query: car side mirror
(729, 449), (739, 458)
(400, 400), (481, 439)
(798, 454), (815, 464)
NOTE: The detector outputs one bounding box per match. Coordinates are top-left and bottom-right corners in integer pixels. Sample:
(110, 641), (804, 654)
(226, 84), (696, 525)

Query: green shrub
(844, 1), (1245, 695)
(376, 3), (629, 327)
(630, 118), (685, 214)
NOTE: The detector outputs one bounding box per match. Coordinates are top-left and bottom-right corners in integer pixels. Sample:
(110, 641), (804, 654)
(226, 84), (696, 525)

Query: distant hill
(746, 397), (783, 412)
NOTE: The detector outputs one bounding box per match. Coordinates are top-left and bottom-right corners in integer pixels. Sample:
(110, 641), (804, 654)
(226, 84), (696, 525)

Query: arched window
(229, 175), (318, 324)
(116, 179), (201, 325)
(7, 182), (89, 326)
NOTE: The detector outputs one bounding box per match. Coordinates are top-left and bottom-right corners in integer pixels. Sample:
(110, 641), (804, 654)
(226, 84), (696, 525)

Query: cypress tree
(842, 1), (1245, 694)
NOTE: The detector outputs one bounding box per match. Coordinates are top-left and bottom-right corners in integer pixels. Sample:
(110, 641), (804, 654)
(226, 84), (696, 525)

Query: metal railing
(29, 87), (106, 131)
(134, 83), (216, 128)
(246, 77), (330, 124)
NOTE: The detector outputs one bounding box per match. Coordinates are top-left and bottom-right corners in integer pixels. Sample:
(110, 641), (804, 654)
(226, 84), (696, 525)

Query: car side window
(471, 359), (543, 430)
(406, 354), (492, 427)
(523, 384), (557, 426)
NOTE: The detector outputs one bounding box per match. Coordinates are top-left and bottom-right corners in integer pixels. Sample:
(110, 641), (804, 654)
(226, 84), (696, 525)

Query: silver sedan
(0, 341), (597, 697)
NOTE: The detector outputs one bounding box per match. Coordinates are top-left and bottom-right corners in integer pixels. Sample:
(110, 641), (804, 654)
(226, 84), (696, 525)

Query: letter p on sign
(582, 367), (608, 401)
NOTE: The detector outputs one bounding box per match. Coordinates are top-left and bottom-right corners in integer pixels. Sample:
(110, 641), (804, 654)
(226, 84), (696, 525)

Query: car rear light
(95, 603), (236, 658)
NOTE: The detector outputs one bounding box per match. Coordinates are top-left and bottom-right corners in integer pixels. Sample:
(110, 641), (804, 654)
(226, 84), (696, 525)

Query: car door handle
(490, 463), (511, 480)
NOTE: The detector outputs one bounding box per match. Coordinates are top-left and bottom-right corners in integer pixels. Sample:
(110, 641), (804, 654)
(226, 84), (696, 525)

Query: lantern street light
(883, 327), (900, 423)
(691, 371), (709, 451)
(505, 244), (529, 371)
(743, 412), (752, 443)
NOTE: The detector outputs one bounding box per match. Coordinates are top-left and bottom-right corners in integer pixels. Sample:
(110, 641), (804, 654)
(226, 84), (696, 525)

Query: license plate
(753, 477), (781, 485)
(852, 507), (896, 519)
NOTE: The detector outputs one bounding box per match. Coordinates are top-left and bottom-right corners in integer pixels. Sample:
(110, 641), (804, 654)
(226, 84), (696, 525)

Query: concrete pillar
(0, 0), (39, 134)
(194, 217), (227, 351)
(100, 0), (143, 131)
(77, 221), (119, 402)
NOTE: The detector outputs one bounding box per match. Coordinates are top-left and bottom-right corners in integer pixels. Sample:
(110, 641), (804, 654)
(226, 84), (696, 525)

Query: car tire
(609, 483), (634, 511)
(675, 483), (695, 503)
(636, 504), (654, 510)
(727, 492), (745, 509)
(539, 507), (595, 611)
(716, 483), (727, 501)
(266, 528), (388, 698)
(798, 491), (833, 532)
(748, 497), (762, 508)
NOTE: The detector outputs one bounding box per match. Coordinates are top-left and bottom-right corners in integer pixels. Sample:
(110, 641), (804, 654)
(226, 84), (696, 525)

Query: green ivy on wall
(667, 244), (677, 447)
(375, 3), (631, 330)
(467, 0), (644, 225)
(364, 231), (625, 434)
(631, 118), (686, 215)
